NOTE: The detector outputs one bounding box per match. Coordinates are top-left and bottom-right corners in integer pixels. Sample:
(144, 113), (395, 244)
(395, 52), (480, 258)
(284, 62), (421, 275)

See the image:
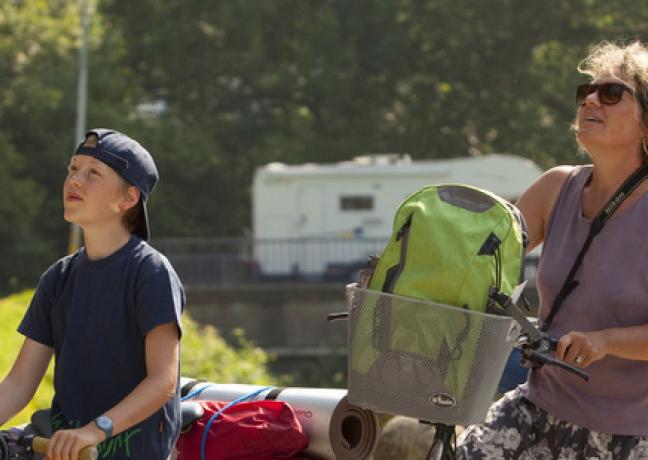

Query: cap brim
(135, 200), (151, 241)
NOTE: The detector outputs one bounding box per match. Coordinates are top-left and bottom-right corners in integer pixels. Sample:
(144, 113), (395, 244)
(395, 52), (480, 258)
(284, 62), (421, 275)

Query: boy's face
(63, 153), (139, 231)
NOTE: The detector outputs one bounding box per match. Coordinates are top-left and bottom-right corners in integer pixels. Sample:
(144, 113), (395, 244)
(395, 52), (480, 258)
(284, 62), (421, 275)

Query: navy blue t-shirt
(18, 236), (185, 460)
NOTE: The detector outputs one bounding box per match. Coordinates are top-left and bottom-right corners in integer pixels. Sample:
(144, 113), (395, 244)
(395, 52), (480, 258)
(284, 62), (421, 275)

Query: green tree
(0, 0), (80, 290)
(0, 138), (46, 288)
(99, 0), (648, 239)
(0, 0), (148, 289)
(4, 0), (648, 287)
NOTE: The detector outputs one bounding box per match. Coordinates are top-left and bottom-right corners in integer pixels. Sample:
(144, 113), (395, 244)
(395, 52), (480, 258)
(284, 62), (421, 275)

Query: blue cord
(199, 386), (274, 460)
(181, 384), (214, 401)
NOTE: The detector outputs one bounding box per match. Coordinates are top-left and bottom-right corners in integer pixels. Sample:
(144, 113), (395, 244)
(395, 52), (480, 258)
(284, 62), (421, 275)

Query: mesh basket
(346, 284), (520, 426)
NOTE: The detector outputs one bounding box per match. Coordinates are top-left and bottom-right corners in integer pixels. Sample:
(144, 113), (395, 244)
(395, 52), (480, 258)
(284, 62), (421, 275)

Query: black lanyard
(541, 162), (648, 331)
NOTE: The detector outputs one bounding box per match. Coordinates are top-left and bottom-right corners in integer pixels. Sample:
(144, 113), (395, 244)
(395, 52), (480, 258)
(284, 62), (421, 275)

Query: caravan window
(340, 195), (373, 211)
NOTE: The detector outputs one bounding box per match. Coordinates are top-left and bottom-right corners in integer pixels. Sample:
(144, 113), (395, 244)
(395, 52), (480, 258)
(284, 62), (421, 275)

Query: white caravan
(252, 154), (544, 279)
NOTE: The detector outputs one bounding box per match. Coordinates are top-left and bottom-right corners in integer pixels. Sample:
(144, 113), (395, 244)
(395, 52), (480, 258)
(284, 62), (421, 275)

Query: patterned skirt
(456, 387), (648, 459)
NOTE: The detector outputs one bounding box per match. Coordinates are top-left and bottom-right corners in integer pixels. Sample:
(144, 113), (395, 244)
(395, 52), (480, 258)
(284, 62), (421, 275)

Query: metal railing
(153, 237), (540, 288)
(152, 237), (388, 286)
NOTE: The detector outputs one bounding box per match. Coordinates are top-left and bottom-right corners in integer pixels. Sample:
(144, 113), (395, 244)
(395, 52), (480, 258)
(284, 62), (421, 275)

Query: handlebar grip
(544, 336), (589, 380)
(326, 312), (349, 321)
(527, 349), (589, 381)
(547, 355), (590, 381)
(32, 436), (99, 460)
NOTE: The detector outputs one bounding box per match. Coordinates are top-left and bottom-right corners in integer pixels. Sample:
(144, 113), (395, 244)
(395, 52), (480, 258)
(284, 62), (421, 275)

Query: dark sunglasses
(576, 82), (634, 105)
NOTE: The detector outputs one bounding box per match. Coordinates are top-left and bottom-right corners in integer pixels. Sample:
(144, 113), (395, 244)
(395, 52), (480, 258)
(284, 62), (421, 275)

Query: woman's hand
(45, 423), (104, 460)
(555, 331), (609, 368)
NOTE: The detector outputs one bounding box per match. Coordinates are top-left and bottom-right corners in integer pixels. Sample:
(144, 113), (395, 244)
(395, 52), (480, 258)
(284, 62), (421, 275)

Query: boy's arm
(46, 322), (179, 460)
(102, 321), (180, 435)
(0, 338), (53, 425)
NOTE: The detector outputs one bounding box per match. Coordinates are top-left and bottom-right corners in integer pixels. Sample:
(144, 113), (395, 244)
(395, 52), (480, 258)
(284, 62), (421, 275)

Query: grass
(0, 290), (55, 429)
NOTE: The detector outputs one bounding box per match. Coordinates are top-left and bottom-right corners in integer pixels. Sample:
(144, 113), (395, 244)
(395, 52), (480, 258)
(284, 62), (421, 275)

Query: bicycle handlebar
(32, 436), (98, 460)
(525, 348), (590, 381)
(517, 334), (589, 381)
(491, 285), (590, 382)
(326, 311), (349, 321)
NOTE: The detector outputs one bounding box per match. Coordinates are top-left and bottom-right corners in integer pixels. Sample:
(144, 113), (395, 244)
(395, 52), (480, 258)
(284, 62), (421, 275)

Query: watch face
(96, 416), (110, 429)
(95, 415), (113, 435)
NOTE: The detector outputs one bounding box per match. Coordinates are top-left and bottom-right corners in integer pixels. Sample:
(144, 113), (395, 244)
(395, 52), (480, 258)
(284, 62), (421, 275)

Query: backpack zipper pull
(478, 233), (501, 255)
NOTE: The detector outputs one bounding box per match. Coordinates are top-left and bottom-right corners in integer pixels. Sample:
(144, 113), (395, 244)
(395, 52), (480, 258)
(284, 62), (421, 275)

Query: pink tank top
(525, 165), (648, 435)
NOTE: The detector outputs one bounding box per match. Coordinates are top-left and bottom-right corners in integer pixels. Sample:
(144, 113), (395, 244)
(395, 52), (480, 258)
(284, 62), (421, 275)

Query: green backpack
(350, 184), (527, 401)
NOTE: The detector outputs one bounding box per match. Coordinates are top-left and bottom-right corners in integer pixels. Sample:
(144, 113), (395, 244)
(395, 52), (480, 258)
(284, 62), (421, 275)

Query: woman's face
(576, 73), (645, 158)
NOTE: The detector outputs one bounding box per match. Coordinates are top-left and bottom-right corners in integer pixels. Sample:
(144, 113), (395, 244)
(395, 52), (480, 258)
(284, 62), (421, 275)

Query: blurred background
(1, 0), (647, 397)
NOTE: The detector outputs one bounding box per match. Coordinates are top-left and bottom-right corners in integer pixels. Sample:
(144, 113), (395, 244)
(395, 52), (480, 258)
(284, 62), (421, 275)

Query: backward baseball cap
(74, 128), (159, 241)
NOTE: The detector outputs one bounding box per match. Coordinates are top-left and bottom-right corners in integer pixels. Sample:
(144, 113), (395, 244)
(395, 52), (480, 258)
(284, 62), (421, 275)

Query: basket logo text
(429, 392), (456, 407)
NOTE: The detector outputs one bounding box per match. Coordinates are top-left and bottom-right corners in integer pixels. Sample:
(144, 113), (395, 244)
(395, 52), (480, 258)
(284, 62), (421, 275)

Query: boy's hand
(45, 424), (104, 460)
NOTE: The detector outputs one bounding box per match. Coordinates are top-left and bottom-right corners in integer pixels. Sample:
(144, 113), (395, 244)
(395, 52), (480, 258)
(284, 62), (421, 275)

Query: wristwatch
(93, 415), (113, 440)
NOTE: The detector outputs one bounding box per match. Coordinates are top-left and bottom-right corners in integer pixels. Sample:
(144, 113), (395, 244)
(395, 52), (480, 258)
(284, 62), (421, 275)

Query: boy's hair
(120, 181), (145, 234)
(74, 129), (159, 240)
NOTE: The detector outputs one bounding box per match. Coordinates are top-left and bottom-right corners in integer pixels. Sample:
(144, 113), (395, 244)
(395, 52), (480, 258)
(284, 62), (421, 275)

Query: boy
(0, 129), (185, 460)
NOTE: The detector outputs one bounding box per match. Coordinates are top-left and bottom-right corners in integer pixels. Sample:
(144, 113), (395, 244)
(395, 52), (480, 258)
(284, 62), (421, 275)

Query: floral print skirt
(456, 387), (648, 459)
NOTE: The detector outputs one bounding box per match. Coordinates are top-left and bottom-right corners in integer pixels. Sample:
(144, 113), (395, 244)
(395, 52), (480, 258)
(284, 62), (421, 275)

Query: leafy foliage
(2, 1), (648, 287)
(181, 319), (276, 385)
(0, 291), (54, 429)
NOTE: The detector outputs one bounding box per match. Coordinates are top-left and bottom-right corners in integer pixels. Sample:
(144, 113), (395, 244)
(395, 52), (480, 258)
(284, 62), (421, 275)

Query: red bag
(175, 400), (309, 460)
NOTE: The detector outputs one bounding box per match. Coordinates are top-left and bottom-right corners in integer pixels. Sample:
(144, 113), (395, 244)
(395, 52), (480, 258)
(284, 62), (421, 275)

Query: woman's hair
(578, 40), (648, 113)
(575, 40), (648, 158)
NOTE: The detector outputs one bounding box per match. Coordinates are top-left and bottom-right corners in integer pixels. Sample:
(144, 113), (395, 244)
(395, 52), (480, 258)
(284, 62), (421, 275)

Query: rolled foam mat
(180, 378), (379, 460)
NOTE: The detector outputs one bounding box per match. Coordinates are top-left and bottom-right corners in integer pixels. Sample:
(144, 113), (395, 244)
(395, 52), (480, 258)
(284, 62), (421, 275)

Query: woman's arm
(0, 338), (53, 426)
(46, 322), (180, 460)
(556, 325), (648, 368)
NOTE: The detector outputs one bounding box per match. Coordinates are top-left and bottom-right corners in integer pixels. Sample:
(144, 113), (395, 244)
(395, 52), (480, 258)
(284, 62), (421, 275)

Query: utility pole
(68, 0), (90, 254)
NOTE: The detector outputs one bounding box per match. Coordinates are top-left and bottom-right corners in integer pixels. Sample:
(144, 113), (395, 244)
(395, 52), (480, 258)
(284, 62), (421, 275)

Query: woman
(457, 41), (648, 458)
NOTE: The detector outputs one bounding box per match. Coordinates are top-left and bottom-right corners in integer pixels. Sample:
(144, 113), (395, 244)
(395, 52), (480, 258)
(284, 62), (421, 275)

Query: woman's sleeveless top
(525, 165), (648, 436)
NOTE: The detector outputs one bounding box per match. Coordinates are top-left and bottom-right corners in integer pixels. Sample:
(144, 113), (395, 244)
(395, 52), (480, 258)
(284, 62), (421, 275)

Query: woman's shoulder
(516, 165), (585, 250)
(519, 165), (575, 204)
(526, 164), (590, 202)
(537, 164), (584, 189)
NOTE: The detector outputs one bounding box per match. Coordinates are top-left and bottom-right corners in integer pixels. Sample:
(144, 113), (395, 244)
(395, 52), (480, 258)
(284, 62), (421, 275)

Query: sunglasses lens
(598, 84), (625, 104)
(576, 84), (595, 104)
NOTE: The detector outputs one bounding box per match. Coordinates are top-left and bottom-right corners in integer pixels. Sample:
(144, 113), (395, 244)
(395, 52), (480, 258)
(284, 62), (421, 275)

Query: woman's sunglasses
(576, 82), (634, 106)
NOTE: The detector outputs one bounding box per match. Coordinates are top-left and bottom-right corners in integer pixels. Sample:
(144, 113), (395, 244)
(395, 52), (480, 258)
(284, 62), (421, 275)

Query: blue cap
(74, 128), (158, 240)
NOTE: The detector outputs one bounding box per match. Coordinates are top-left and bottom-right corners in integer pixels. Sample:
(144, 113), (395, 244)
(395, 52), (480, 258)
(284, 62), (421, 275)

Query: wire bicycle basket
(346, 284), (521, 426)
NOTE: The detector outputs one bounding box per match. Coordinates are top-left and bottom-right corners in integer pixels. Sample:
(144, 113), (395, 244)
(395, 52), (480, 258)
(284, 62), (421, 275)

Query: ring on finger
(575, 355), (585, 364)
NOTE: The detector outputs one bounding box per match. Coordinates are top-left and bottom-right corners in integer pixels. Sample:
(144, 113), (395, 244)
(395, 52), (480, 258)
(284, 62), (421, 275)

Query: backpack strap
(541, 162), (648, 331)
